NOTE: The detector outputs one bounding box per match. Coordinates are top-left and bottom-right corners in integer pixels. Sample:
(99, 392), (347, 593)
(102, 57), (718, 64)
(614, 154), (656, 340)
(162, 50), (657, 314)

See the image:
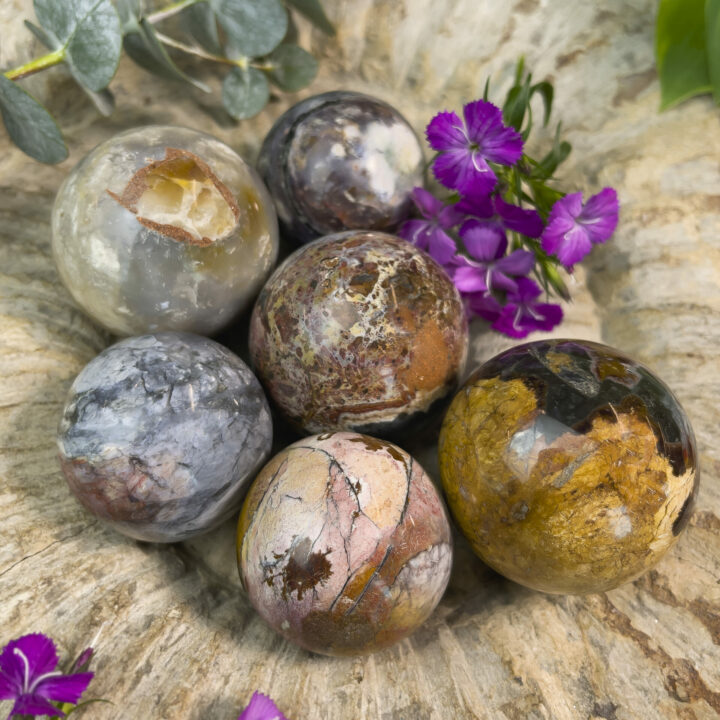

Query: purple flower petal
(35, 672), (94, 704)
(432, 149), (496, 194)
(467, 292), (502, 322)
(494, 196), (544, 238)
(0, 634), (59, 683)
(398, 219), (432, 247)
(462, 100), (523, 165)
(492, 278), (563, 338)
(10, 693), (65, 718)
(238, 691), (289, 720)
(426, 111), (467, 152)
(437, 204), (464, 229)
(579, 187), (619, 243)
(453, 265), (488, 293)
(461, 225), (506, 262)
(411, 186), (443, 219)
(455, 187), (493, 218)
(495, 249), (535, 276)
(426, 228), (458, 265)
(543, 223), (592, 266)
(512, 277), (543, 302)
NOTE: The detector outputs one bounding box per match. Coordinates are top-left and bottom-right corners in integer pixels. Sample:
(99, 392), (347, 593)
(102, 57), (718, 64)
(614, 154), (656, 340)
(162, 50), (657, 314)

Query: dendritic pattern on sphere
(238, 432), (453, 656)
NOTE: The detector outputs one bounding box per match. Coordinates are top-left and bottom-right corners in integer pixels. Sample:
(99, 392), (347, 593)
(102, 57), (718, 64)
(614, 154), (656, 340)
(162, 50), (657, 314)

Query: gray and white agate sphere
(257, 91), (424, 244)
(52, 125), (279, 336)
(57, 332), (273, 542)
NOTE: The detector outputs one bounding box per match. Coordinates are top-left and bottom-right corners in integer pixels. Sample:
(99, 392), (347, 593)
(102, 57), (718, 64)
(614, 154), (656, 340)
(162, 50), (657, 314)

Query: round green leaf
(222, 66), (269, 119)
(212, 0), (287, 58)
(34, 0), (122, 92)
(267, 44), (318, 92)
(285, 0), (335, 36)
(0, 76), (67, 164)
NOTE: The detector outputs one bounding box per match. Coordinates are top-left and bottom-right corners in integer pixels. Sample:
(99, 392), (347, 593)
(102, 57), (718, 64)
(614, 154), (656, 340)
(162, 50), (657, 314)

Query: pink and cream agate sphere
(237, 432), (453, 656)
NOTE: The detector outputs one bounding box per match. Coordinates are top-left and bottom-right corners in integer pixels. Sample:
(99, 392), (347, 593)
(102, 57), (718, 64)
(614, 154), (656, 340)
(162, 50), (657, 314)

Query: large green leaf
(706, 0), (720, 103)
(222, 66), (269, 119)
(212, 0), (287, 58)
(180, 1), (223, 56)
(123, 18), (210, 92)
(266, 44), (317, 91)
(34, 0), (122, 91)
(285, 0), (335, 36)
(0, 76), (67, 164)
(656, 0), (711, 110)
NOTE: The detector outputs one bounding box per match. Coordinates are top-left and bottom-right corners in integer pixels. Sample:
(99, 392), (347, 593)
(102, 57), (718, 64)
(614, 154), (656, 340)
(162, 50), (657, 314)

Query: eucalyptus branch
(146, 0), (202, 24)
(3, 48), (65, 81)
(153, 31), (235, 65)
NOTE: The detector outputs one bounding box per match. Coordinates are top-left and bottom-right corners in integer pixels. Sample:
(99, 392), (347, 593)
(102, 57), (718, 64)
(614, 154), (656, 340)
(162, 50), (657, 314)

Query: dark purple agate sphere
(257, 91), (424, 244)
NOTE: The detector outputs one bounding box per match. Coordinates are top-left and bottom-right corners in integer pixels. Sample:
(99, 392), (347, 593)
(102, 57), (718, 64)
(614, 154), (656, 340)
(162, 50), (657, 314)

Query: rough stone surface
(1, 0), (718, 718)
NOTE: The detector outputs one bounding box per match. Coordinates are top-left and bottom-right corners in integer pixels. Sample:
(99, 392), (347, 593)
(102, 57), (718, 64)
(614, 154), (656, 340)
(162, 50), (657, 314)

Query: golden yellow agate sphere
(438, 339), (699, 594)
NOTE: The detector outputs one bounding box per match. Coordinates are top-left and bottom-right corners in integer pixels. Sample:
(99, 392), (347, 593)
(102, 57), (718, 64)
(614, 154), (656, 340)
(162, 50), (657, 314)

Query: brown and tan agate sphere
(439, 339), (699, 595)
(248, 231), (468, 437)
(237, 432), (453, 656)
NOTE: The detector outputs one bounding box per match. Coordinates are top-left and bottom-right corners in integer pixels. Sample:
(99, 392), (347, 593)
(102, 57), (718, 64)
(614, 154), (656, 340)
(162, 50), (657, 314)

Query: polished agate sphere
(257, 91), (424, 244)
(439, 339), (699, 594)
(58, 332), (272, 542)
(52, 126), (278, 336)
(249, 231), (469, 437)
(237, 432), (453, 656)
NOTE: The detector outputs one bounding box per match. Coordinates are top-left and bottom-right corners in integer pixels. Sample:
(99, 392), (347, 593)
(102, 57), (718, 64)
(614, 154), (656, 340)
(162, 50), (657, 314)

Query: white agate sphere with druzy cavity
(52, 126), (279, 336)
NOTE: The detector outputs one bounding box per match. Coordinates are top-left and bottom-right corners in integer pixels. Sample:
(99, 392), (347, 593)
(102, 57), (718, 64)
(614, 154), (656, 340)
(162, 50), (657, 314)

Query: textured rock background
(1, 1), (718, 718)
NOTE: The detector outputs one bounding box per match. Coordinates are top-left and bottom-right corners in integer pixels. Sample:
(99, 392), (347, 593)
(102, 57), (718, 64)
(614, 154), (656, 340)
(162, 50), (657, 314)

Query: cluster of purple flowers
(399, 99), (619, 338)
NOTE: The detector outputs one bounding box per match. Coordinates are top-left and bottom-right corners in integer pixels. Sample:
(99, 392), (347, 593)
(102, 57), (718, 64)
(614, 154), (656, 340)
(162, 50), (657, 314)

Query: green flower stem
(154, 31), (236, 65)
(146, 0), (202, 24)
(3, 47), (65, 81)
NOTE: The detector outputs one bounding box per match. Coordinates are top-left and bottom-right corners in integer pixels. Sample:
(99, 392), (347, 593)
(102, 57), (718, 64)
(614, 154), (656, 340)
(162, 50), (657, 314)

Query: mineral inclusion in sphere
(52, 126), (279, 336)
(439, 339), (699, 594)
(249, 230), (469, 437)
(257, 91), (424, 244)
(57, 332), (273, 542)
(237, 432), (453, 656)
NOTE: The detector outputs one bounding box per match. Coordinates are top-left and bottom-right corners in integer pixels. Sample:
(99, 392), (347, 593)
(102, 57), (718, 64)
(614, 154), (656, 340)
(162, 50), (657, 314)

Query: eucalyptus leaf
(222, 66), (269, 119)
(706, 0), (720, 104)
(212, 0), (288, 58)
(285, 0), (335, 35)
(34, 0), (122, 91)
(0, 76), (67, 164)
(24, 20), (56, 49)
(266, 44), (317, 91)
(656, 0), (711, 110)
(180, 1), (223, 56)
(83, 87), (115, 115)
(115, 0), (142, 33)
(124, 19), (210, 92)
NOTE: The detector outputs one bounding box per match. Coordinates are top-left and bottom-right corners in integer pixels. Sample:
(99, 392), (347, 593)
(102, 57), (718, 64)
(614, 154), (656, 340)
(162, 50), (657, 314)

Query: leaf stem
(154, 31), (236, 65)
(3, 47), (65, 81)
(146, 0), (202, 24)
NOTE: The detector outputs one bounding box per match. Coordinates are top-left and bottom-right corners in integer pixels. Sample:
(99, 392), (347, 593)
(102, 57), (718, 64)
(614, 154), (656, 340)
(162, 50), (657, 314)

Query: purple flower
(541, 188), (619, 267)
(492, 277), (563, 338)
(238, 691), (288, 720)
(426, 100), (523, 194)
(465, 291), (503, 322)
(457, 190), (544, 240)
(398, 187), (462, 264)
(452, 225), (535, 294)
(0, 633), (93, 718)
